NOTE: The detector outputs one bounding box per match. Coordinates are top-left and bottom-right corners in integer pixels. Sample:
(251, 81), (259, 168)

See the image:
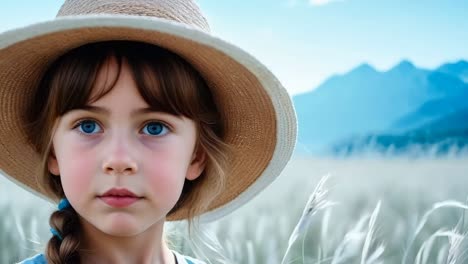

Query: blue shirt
(18, 251), (205, 264)
(17, 254), (46, 264)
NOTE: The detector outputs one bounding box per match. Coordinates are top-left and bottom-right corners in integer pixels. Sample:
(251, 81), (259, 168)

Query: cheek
(144, 145), (191, 202)
(56, 142), (96, 199)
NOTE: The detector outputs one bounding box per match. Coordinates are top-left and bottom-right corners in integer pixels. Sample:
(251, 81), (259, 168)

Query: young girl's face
(47, 56), (205, 237)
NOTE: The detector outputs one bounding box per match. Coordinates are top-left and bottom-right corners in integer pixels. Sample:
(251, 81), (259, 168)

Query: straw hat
(0, 0), (297, 222)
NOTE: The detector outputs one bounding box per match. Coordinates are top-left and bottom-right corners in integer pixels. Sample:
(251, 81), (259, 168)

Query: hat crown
(56, 0), (210, 32)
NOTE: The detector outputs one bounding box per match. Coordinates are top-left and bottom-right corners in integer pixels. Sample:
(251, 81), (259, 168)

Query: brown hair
(23, 40), (229, 264)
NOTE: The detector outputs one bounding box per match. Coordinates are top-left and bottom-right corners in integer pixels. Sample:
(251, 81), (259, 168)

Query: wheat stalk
(403, 200), (468, 264)
(361, 201), (384, 264)
(281, 174), (336, 264)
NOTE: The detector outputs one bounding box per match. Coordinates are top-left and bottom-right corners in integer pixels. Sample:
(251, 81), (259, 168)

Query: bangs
(44, 41), (214, 121)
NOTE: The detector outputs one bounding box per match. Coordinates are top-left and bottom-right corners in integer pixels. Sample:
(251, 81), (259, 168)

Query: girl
(0, 0), (297, 263)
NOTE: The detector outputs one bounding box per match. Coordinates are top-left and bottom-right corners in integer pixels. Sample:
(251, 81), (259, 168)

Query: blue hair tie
(50, 198), (71, 241)
(50, 227), (63, 241)
(58, 198), (71, 210)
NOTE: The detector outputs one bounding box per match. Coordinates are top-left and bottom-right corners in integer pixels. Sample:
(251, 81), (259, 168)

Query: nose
(102, 138), (138, 176)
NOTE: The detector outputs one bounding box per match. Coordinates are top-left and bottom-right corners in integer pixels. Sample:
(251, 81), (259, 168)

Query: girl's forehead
(87, 55), (151, 111)
(88, 56), (123, 101)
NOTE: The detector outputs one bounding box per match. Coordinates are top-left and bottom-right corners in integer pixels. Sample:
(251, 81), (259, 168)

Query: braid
(46, 206), (82, 264)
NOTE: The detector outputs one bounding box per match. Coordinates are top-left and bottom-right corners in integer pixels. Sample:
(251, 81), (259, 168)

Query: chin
(97, 215), (144, 235)
(101, 215), (164, 236)
(102, 225), (146, 237)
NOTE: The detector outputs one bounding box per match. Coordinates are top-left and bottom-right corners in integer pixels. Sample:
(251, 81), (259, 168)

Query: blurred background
(1, 0), (468, 263)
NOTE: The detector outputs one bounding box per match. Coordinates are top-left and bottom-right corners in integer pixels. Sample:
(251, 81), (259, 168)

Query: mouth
(98, 196), (142, 208)
(97, 188), (143, 208)
(99, 188), (142, 198)
(97, 188), (144, 208)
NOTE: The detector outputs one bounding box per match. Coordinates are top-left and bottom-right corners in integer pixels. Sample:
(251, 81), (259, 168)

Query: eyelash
(71, 118), (172, 136)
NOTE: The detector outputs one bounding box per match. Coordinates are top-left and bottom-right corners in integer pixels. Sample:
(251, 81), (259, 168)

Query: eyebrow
(76, 105), (162, 116)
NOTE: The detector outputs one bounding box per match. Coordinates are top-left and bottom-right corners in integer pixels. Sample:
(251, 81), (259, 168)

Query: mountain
(436, 60), (468, 83)
(418, 108), (468, 132)
(293, 60), (467, 153)
(390, 74), (468, 131)
(330, 108), (468, 157)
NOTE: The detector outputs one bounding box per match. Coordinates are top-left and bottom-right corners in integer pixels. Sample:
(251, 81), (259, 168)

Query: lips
(99, 188), (141, 198)
(98, 188), (142, 208)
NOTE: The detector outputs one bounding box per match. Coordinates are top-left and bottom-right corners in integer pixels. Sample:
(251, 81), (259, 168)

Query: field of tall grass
(2, 157), (468, 263)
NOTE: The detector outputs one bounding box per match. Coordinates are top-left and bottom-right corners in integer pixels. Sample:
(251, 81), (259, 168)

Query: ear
(186, 147), (206, 181)
(48, 149), (60, 176)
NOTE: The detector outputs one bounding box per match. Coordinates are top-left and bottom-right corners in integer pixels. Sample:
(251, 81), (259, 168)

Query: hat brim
(0, 15), (297, 222)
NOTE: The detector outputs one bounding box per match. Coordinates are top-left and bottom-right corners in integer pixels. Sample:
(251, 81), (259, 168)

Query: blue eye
(77, 120), (102, 134)
(142, 122), (169, 136)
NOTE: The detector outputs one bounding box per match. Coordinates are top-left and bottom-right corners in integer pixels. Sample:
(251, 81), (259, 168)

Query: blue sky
(1, 0), (467, 95)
